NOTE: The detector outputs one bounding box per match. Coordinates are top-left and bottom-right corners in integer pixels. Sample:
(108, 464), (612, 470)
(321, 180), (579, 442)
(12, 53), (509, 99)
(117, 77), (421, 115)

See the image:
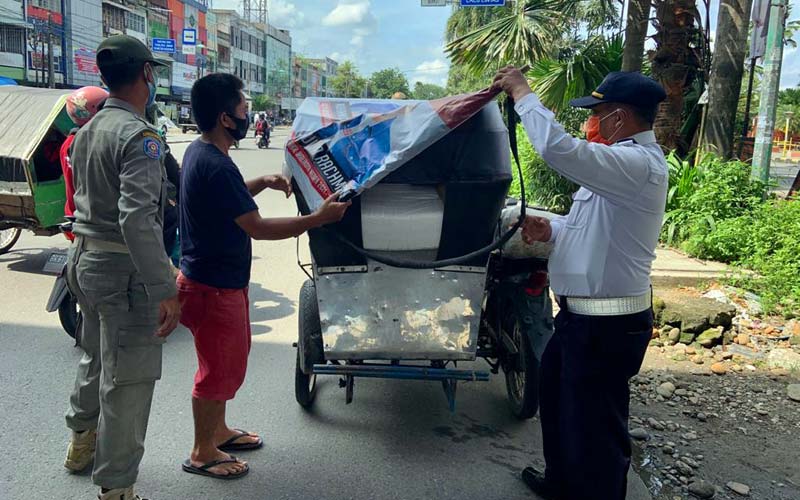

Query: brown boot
(64, 429), (96, 472)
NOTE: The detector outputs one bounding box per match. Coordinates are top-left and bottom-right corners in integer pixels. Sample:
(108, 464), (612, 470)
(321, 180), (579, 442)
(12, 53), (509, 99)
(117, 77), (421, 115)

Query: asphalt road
(0, 127), (650, 500)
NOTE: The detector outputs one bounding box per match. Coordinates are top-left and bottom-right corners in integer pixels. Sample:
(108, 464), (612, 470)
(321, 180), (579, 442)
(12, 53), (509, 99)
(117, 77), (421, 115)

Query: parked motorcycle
(45, 219), (80, 344)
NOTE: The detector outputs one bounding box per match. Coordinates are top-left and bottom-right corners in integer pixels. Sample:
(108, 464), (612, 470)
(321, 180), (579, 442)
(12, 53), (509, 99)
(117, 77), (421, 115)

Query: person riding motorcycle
(61, 86), (110, 241)
(261, 119), (271, 147)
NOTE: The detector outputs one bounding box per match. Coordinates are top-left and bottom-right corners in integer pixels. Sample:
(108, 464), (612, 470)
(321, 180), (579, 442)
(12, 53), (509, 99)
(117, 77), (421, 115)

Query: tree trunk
(622, 0), (650, 72)
(702, 0), (754, 159)
(651, 0), (701, 154)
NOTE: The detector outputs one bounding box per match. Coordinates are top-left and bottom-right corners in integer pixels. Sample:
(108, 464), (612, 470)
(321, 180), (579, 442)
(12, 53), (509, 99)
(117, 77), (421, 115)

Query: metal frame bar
(312, 363), (489, 382)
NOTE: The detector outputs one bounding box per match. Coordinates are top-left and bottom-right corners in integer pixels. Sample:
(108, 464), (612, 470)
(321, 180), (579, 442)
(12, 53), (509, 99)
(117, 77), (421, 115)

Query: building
(165, 0), (208, 101)
(211, 9), (264, 96)
(25, 0), (68, 86)
(307, 57), (337, 97)
(204, 9), (216, 73)
(65, 0), (102, 87)
(291, 55), (338, 100)
(263, 23), (290, 104)
(214, 11), (231, 73)
(0, 0), (28, 82)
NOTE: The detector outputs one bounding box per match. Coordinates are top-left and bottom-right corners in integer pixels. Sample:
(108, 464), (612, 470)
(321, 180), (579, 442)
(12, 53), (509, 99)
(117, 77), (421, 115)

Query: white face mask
(598, 108), (623, 143)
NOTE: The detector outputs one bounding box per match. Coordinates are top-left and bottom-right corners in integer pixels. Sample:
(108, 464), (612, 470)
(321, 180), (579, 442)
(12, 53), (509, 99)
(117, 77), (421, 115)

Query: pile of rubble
(649, 287), (800, 376)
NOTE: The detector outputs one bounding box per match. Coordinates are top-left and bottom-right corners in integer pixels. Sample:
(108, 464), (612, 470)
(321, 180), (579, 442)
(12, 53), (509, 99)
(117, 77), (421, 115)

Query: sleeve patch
(141, 130), (161, 141)
(143, 137), (162, 159)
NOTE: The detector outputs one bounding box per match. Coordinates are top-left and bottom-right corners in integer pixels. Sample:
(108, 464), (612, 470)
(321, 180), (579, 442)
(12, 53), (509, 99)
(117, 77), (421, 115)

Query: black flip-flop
(181, 457), (250, 480)
(217, 429), (263, 452)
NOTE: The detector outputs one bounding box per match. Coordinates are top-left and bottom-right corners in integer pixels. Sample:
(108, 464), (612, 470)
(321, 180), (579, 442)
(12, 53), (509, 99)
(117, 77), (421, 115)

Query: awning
(153, 52), (174, 64)
(0, 16), (33, 28)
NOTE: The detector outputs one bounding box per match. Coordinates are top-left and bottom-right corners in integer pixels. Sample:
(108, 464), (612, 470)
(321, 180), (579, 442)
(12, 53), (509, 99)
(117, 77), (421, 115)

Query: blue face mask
(145, 65), (156, 106)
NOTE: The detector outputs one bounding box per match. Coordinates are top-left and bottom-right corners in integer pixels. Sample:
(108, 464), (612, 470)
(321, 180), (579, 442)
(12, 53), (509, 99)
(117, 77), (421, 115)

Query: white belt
(562, 293), (651, 316)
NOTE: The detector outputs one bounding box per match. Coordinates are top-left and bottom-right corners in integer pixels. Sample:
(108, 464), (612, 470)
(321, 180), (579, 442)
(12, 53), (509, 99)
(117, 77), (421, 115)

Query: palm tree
(621, 0), (650, 71)
(702, 0), (754, 159)
(650, 0), (704, 154)
(445, 0), (577, 76)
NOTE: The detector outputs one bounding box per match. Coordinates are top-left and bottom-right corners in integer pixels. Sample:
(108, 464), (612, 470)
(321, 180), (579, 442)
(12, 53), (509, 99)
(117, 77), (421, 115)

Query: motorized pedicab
(0, 86), (74, 255)
(287, 95), (556, 418)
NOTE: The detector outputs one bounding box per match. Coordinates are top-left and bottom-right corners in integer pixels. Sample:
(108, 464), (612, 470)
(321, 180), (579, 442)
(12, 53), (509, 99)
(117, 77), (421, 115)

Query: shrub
(733, 200), (800, 313)
(509, 124), (577, 214)
(662, 153), (765, 247)
(662, 152), (798, 314)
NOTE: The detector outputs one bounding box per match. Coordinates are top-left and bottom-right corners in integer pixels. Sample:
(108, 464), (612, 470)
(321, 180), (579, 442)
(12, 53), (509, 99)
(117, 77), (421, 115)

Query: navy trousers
(539, 303), (653, 500)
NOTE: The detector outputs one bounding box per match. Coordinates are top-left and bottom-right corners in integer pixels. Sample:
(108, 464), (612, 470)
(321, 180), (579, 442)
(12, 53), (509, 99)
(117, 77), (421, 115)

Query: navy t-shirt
(180, 140), (258, 289)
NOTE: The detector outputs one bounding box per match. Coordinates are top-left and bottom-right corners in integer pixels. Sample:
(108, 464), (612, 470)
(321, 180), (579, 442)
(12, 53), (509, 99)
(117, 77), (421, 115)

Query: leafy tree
(621, 0), (650, 71)
(779, 87), (800, 108)
(369, 68), (411, 98)
(446, 63), (493, 95)
(330, 61), (367, 98)
(252, 94), (275, 111)
(702, 0), (753, 159)
(412, 82), (448, 100)
(650, 0), (705, 155)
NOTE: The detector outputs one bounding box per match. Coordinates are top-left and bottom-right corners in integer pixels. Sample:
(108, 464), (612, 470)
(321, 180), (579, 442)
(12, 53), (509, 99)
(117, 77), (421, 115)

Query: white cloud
(410, 59), (449, 86)
(269, 0), (305, 28)
(322, 0), (375, 27)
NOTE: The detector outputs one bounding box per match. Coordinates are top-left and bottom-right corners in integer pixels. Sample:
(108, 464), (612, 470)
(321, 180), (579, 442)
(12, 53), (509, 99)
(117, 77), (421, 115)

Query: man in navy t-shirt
(178, 73), (349, 480)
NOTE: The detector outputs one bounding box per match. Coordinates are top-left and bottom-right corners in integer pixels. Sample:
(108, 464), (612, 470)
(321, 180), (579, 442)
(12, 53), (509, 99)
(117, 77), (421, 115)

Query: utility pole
(751, 0), (788, 184)
(47, 13), (54, 88)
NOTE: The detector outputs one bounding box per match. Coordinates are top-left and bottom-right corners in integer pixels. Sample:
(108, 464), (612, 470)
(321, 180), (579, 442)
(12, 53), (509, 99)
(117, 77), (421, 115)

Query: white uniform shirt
(514, 93), (668, 298)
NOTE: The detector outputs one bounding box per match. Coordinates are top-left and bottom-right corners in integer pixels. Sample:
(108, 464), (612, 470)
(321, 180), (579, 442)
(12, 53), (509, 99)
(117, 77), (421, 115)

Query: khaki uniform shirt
(71, 97), (176, 302)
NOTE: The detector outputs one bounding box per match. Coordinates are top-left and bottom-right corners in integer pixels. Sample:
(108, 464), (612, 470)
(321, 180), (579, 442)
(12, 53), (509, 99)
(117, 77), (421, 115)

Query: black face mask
(225, 113), (250, 141)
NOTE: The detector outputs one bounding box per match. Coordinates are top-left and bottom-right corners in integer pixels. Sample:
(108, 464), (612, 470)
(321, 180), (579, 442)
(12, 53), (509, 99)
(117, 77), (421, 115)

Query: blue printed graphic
(143, 137), (161, 159)
(328, 118), (395, 187)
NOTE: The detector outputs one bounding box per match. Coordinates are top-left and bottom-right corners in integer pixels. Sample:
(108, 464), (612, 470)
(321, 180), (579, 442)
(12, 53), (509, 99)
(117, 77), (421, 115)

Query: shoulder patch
(143, 137), (162, 160)
(141, 130), (161, 141)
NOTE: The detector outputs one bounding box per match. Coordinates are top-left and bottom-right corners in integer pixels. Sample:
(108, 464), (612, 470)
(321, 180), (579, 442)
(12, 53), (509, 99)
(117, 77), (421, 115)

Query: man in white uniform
(493, 68), (667, 500)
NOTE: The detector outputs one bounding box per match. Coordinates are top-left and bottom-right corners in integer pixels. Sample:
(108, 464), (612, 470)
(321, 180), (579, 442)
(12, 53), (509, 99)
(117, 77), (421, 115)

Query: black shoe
(521, 467), (559, 500)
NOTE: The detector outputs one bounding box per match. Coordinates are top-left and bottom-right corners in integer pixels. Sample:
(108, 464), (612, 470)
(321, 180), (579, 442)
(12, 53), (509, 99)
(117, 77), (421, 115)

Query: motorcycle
(45, 219), (81, 344)
(257, 130), (270, 149)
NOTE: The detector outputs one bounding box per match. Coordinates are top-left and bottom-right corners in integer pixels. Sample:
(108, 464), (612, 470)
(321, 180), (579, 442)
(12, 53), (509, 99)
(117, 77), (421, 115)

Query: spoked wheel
(58, 291), (80, 340)
(295, 279), (324, 409)
(0, 227), (21, 255)
(503, 316), (540, 420)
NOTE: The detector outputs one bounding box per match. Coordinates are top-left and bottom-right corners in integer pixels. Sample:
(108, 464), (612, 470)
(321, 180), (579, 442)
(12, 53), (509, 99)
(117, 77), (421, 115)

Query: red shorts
(177, 272), (252, 401)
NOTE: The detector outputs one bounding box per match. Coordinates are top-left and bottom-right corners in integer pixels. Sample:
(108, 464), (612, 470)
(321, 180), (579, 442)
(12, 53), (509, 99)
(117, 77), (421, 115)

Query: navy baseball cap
(569, 71), (666, 109)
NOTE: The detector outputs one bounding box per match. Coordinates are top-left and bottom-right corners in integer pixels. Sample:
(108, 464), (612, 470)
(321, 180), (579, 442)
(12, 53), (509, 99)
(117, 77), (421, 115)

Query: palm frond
(527, 34), (623, 112)
(445, 0), (577, 76)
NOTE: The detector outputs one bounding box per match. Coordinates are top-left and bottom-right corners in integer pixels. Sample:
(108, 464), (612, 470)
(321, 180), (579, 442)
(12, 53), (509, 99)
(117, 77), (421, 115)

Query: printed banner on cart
(285, 88), (500, 211)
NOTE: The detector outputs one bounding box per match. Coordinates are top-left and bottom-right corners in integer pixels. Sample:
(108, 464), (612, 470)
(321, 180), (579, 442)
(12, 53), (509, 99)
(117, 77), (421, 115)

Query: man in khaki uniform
(63, 35), (180, 500)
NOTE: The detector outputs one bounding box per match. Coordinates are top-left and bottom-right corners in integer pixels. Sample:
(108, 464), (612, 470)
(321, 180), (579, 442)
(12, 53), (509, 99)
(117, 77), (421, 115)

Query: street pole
(751, 0), (788, 185)
(47, 13), (54, 88)
(737, 57), (757, 159)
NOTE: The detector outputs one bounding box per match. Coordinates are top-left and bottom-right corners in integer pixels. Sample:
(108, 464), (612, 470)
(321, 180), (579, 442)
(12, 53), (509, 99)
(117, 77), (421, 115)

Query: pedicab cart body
(288, 97), (554, 417)
(0, 86), (74, 254)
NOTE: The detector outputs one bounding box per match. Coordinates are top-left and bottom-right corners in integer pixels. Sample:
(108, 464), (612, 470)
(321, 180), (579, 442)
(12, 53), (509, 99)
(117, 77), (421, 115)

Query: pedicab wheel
(58, 291), (80, 339)
(0, 227), (21, 255)
(295, 279), (324, 409)
(504, 317), (540, 420)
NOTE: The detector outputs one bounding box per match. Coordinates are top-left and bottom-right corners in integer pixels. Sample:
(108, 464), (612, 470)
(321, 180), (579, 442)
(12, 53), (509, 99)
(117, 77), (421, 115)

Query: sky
(214, 0), (453, 87)
(211, 0), (800, 89)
